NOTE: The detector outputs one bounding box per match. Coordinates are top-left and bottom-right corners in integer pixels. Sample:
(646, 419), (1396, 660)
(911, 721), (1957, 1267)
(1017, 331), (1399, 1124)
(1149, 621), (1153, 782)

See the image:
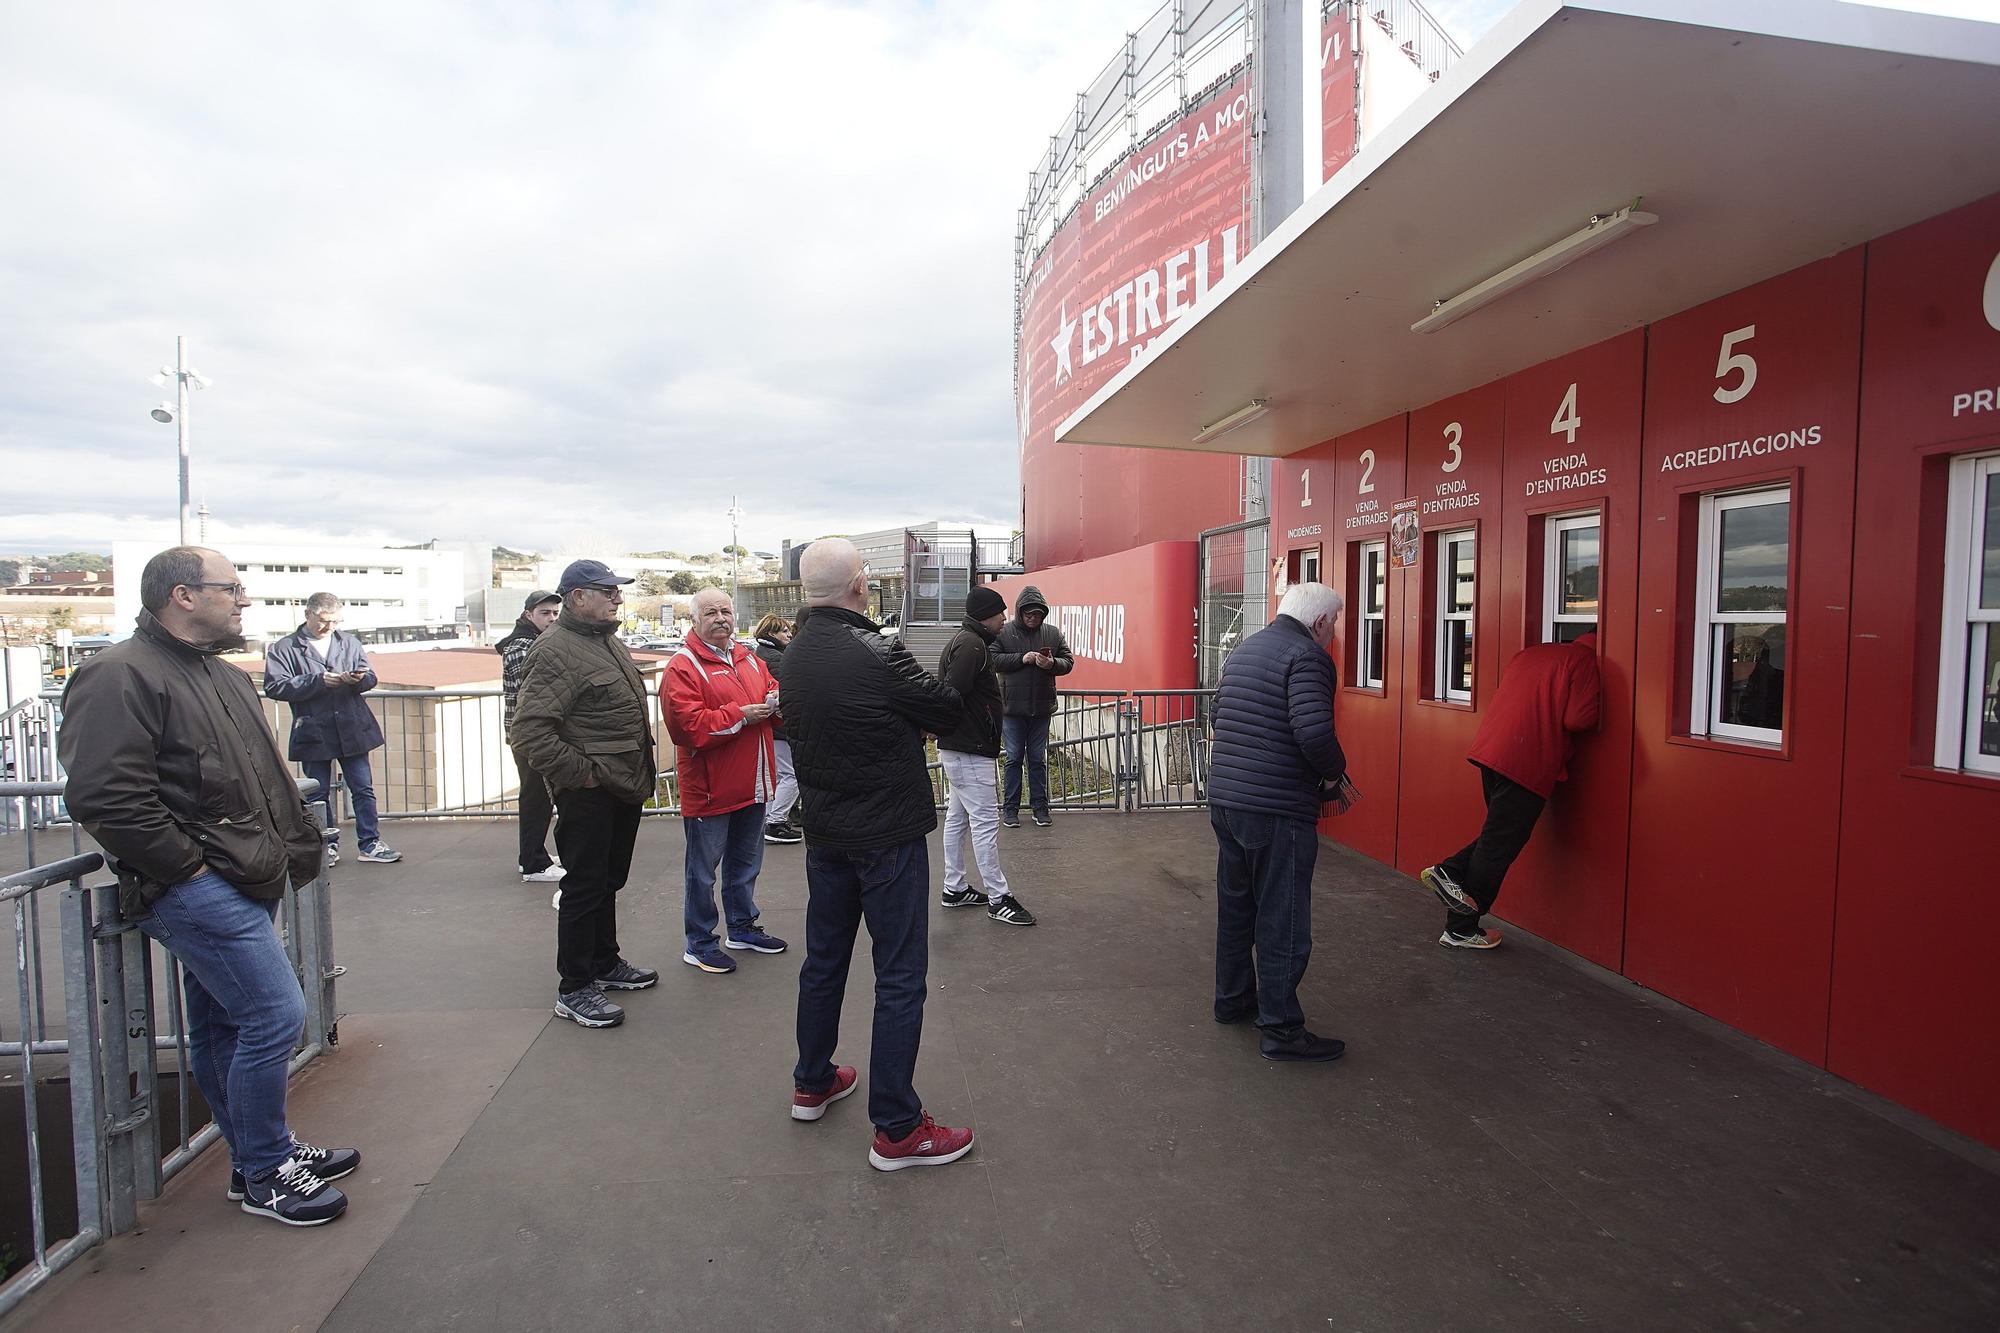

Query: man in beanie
(936, 586), (1035, 925)
(993, 584), (1073, 827)
(499, 589), (565, 892)
(511, 560), (660, 1029)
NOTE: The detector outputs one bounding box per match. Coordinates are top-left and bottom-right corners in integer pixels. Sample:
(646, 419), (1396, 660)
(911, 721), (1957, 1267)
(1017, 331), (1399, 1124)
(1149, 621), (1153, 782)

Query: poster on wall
(1322, 2), (1358, 183)
(1389, 498), (1420, 567)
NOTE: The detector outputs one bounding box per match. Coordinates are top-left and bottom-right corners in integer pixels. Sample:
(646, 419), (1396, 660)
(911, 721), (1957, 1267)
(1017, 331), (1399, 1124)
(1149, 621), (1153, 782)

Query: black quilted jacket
(780, 605), (964, 850)
(1208, 614), (1347, 822)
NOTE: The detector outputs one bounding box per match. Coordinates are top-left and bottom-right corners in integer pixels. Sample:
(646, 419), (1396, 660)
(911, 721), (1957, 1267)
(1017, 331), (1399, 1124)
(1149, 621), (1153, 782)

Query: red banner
(1322, 6), (1357, 182)
(1016, 78), (1254, 571)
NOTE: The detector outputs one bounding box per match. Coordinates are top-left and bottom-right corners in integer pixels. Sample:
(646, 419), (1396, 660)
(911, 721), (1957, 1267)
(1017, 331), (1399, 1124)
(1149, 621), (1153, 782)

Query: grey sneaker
(597, 960), (659, 990)
(554, 985), (625, 1028)
(357, 840), (402, 864)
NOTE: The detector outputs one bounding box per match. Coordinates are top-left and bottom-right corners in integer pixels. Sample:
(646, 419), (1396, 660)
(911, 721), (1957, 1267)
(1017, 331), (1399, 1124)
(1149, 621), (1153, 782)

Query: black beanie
(966, 586), (1006, 620)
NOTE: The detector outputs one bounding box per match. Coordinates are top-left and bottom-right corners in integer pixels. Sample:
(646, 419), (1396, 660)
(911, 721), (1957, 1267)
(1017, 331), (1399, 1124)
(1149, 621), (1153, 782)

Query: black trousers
(517, 761), (556, 873)
(1437, 764), (1546, 936)
(554, 786), (641, 993)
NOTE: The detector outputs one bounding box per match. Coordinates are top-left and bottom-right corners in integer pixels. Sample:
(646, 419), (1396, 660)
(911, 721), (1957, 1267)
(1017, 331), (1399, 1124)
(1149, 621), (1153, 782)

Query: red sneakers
(791, 1065), (858, 1121)
(868, 1113), (975, 1171)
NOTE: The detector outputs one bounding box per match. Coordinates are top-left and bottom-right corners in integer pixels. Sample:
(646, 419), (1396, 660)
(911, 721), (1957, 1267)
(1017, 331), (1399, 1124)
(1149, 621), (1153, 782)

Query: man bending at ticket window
(1419, 633), (1601, 950)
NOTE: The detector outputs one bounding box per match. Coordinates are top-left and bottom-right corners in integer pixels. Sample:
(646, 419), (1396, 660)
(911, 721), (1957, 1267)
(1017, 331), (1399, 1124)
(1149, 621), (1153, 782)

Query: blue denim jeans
(683, 803), (767, 951)
(301, 751), (379, 847)
(1001, 714), (1051, 817)
(1210, 803), (1320, 1041)
(137, 869), (306, 1178)
(793, 837), (929, 1138)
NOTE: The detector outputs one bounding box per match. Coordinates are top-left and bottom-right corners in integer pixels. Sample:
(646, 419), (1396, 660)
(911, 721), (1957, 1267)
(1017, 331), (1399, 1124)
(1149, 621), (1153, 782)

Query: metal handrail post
(125, 915), (163, 1202)
(92, 886), (141, 1235)
(59, 881), (107, 1246)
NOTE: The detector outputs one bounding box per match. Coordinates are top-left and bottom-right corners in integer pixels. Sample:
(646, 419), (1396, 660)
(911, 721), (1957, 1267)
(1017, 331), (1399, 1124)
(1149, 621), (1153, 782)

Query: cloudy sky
(1, 0), (1987, 560)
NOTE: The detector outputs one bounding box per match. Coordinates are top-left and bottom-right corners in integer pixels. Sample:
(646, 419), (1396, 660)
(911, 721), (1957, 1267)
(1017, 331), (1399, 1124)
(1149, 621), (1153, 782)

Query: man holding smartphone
(264, 592), (401, 865)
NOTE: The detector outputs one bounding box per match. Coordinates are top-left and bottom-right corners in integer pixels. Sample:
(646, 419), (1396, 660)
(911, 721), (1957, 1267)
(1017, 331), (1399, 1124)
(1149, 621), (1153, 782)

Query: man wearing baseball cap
(511, 559), (659, 1029)
(498, 589), (565, 894)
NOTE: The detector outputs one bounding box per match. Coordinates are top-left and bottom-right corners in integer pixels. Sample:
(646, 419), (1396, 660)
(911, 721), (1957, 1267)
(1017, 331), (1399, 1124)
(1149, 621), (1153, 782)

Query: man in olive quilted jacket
(511, 559), (660, 1030)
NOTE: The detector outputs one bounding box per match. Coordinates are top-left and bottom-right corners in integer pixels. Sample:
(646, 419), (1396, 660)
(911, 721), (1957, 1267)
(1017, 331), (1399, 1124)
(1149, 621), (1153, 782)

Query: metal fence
(924, 689), (1216, 812)
(1, 783), (338, 1318)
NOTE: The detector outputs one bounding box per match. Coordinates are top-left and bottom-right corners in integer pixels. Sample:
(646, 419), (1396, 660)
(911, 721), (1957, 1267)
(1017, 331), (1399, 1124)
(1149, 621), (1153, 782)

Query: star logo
(1049, 302), (1077, 384)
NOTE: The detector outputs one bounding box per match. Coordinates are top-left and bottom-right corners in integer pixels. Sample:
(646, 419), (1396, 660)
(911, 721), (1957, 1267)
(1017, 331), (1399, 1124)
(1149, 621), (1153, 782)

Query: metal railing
(1, 783), (338, 1317)
(925, 689), (1216, 812)
(0, 693), (64, 836)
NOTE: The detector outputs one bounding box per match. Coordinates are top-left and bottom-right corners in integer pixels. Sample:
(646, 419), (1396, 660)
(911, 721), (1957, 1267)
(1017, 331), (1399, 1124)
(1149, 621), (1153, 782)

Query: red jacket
(1466, 634), (1602, 798)
(662, 635), (778, 817)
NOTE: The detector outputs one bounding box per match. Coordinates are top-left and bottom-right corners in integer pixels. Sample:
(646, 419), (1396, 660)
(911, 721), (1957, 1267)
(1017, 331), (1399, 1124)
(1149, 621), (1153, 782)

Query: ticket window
(1544, 510), (1601, 644)
(1350, 539), (1387, 689)
(1434, 529), (1476, 703)
(1691, 485), (1791, 745)
(1289, 546), (1323, 587)
(1937, 451), (2000, 776)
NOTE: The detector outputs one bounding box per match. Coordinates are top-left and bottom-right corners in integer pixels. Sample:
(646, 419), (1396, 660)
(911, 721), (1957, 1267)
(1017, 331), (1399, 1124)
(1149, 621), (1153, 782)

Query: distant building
(111, 540), (468, 644)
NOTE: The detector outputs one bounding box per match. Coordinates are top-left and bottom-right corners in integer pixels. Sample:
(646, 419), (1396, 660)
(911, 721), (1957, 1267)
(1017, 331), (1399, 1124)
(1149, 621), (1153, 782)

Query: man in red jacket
(1420, 632), (1601, 950)
(664, 588), (789, 973)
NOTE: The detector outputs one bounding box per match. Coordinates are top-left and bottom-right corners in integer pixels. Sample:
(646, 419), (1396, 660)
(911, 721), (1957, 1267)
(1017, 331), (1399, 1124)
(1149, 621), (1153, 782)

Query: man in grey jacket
(991, 585), (1073, 827)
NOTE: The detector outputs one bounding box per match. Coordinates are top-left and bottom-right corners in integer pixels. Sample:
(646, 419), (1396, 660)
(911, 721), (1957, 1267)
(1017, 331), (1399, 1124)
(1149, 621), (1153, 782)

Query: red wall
(1269, 416), (1409, 863)
(1829, 193), (2000, 1145)
(1492, 331), (1646, 969)
(986, 541), (1199, 694)
(1625, 250), (1864, 1063)
(1395, 384), (1507, 878)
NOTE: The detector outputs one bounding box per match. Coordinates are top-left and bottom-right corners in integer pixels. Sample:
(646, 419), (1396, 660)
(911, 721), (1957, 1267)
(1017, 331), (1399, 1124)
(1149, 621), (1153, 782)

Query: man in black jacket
(779, 538), (977, 1171)
(498, 589), (564, 887)
(59, 546), (358, 1226)
(992, 584), (1072, 827)
(936, 587), (1035, 926)
(1207, 581), (1349, 1063)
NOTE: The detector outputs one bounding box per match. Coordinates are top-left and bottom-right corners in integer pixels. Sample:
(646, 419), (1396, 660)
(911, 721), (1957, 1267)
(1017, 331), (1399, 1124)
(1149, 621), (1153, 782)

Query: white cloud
(0, 0), (1157, 556)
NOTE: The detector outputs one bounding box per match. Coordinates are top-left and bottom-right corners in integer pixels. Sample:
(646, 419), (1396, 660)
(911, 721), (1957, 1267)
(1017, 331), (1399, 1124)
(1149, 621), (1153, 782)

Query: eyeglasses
(185, 581), (249, 597)
(587, 584), (623, 596)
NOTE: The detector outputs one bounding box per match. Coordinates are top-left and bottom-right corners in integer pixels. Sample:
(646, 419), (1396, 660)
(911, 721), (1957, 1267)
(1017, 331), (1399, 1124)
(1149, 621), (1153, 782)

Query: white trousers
(940, 749), (1008, 901)
(770, 737), (799, 823)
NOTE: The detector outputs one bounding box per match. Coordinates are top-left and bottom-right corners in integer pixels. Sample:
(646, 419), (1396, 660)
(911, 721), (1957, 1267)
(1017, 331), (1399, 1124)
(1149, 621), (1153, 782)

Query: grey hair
(799, 537), (862, 605)
(305, 591), (344, 614)
(1277, 581), (1344, 631)
(139, 546), (212, 613)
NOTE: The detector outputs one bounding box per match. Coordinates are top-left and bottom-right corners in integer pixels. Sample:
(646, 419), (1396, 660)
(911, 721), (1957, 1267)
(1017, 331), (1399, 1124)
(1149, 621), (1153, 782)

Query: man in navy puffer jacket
(1207, 581), (1349, 1062)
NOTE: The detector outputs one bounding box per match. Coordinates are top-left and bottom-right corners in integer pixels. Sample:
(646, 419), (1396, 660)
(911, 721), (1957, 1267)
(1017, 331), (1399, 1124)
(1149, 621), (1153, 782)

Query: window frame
(1355, 539), (1387, 690)
(1433, 528), (1476, 704)
(1935, 451), (2000, 777)
(1691, 484), (1791, 746)
(1543, 509), (1601, 645)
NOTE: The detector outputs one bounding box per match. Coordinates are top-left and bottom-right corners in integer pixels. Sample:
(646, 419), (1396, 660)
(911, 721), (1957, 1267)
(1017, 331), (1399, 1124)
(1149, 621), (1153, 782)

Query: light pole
(150, 336), (210, 545)
(726, 495), (745, 605)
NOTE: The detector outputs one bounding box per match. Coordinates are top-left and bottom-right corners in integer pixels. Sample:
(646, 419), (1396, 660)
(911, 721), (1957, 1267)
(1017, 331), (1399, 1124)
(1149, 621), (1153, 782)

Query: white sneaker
(521, 866), (565, 883)
(1439, 929), (1502, 950)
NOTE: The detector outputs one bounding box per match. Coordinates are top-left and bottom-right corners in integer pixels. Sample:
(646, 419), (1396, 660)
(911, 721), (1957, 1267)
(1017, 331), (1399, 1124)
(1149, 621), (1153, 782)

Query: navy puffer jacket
(1207, 615), (1346, 822)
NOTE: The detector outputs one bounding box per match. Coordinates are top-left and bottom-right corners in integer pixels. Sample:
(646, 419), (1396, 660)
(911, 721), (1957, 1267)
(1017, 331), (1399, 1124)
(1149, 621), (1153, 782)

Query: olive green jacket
(510, 609), (656, 805)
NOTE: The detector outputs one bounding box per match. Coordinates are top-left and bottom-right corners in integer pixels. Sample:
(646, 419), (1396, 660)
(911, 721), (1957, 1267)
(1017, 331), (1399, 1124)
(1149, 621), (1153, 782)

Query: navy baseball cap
(557, 559), (635, 594)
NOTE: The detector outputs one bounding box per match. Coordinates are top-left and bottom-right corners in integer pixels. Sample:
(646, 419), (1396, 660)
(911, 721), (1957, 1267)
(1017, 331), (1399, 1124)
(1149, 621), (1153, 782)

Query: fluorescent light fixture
(1192, 398), (1270, 445)
(1412, 203), (1659, 334)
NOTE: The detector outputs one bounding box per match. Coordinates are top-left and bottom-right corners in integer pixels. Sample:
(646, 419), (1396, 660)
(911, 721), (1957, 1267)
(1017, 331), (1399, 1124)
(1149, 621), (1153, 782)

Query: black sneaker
(228, 1137), (360, 1200)
(1000, 813), (1021, 829)
(987, 894), (1037, 926)
(1031, 811), (1052, 827)
(240, 1156), (348, 1226)
(1259, 1031), (1346, 1063)
(597, 960), (659, 990)
(763, 820), (804, 844)
(940, 887), (988, 909)
(555, 985), (625, 1028)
